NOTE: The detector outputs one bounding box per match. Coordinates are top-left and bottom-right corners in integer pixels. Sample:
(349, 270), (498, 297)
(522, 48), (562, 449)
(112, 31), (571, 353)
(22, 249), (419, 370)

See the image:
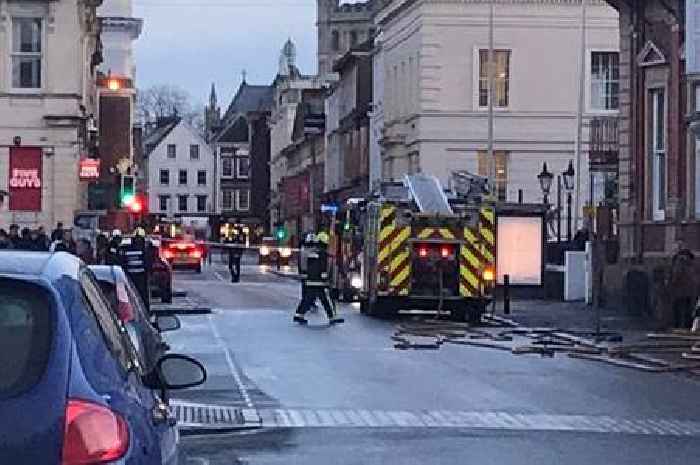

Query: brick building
(601, 0), (700, 305)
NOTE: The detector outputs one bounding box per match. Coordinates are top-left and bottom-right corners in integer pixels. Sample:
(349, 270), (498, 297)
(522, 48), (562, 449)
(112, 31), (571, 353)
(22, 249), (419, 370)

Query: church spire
(209, 82), (217, 107)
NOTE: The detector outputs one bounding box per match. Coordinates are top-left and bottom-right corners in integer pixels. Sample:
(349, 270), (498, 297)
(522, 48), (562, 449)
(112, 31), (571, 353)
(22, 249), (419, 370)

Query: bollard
(504, 274), (511, 315)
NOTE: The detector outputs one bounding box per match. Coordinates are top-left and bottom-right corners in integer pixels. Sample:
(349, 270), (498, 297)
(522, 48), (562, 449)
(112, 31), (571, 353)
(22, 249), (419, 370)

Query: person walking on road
(225, 233), (244, 283)
(293, 235), (344, 326)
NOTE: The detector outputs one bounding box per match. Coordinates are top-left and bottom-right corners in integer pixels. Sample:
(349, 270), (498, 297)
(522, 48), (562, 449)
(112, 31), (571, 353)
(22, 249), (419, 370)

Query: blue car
(0, 252), (206, 464)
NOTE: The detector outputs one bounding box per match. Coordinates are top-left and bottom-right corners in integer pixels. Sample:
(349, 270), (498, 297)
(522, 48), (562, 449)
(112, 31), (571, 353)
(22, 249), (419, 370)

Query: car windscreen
(0, 278), (52, 398)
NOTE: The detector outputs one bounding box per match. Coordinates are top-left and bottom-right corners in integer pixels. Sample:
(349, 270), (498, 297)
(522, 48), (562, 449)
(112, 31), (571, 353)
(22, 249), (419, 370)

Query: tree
(136, 84), (205, 135)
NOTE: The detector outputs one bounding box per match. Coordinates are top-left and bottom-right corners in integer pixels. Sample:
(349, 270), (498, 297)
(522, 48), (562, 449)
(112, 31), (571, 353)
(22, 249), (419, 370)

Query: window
(197, 170), (207, 186)
(222, 158), (233, 178)
(11, 18), (42, 89)
(159, 169), (169, 186)
(591, 52), (619, 111)
(197, 195), (208, 213)
(178, 195), (188, 212)
(167, 144), (176, 159)
(332, 30), (340, 51)
(479, 49), (511, 108)
(650, 89), (666, 220)
(222, 190), (233, 210)
(179, 169), (188, 186)
(237, 190), (250, 211)
(159, 195), (169, 212)
(237, 157), (250, 179)
(478, 151), (508, 201)
(190, 144), (200, 160)
(79, 271), (132, 372)
(0, 279), (51, 398)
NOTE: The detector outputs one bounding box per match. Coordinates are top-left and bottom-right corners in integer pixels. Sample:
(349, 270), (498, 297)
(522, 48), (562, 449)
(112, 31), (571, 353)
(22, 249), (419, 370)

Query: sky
(132, 0), (320, 109)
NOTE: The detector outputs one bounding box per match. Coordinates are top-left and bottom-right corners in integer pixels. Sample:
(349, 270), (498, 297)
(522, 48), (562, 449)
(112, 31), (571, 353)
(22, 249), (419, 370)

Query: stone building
(207, 80), (273, 242)
(144, 117), (216, 236)
(324, 40), (373, 205)
(598, 1), (700, 308)
(317, 0), (378, 78)
(374, 0), (619, 231)
(270, 39), (326, 244)
(0, 0), (102, 229)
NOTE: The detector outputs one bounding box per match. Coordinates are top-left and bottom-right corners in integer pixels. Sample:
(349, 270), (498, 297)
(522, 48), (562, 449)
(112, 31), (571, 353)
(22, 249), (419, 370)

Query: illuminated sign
(79, 158), (101, 180)
(9, 147), (42, 211)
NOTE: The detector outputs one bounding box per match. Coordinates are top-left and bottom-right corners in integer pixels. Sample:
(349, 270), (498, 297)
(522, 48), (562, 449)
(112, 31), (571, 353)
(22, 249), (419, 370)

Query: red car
(161, 239), (203, 273)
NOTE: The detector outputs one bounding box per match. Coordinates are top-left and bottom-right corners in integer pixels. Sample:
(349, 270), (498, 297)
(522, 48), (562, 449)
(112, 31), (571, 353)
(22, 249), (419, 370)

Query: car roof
(89, 265), (117, 283)
(0, 251), (81, 281)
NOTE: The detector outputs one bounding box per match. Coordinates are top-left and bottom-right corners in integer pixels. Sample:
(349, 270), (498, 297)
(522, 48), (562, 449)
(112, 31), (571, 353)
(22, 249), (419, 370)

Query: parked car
(0, 252), (206, 465)
(161, 239), (203, 273)
(91, 265), (170, 372)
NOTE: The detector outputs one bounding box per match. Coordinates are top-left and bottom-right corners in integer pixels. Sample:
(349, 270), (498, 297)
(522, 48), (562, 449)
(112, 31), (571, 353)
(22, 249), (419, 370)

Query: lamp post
(537, 162), (554, 206)
(562, 160), (576, 241)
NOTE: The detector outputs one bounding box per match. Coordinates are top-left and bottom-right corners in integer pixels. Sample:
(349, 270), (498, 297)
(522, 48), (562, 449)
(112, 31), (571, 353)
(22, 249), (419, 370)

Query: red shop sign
(9, 147), (42, 212)
(79, 158), (101, 180)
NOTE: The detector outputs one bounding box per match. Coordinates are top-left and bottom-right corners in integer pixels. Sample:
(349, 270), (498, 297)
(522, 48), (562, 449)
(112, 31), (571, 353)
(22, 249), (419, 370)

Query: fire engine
(328, 172), (496, 322)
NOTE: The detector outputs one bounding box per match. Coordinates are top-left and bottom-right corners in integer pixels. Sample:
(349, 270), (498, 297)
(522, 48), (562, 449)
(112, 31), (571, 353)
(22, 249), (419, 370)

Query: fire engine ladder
(405, 174), (453, 215)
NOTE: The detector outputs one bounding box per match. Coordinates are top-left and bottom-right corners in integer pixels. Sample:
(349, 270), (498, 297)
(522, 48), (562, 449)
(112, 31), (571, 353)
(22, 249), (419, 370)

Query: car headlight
(260, 246), (270, 256)
(280, 247), (292, 258)
(350, 275), (363, 289)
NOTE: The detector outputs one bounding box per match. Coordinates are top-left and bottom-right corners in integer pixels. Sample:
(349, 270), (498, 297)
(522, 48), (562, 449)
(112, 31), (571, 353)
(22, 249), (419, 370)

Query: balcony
(589, 116), (619, 171)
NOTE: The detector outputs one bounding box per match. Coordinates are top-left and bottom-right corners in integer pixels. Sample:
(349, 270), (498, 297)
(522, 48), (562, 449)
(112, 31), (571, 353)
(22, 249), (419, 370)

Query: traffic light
(127, 195), (144, 214)
(120, 175), (135, 207)
(275, 225), (287, 242)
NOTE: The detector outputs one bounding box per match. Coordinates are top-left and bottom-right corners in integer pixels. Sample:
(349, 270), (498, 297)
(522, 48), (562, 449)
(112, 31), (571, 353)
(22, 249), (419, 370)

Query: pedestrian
(293, 235), (344, 325)
(0, 229), (12, 250)
(668, 243), (696, 329)
(225, 233), (244, 283)
(8, 224), (21, 249)
(119, 228), (151, 312)
(96, 232), (109, 264)
(51, 222), (65, 243)
(20, 228), (32, 250)
(106, 229), (123, 266)
(36, 226), (49, 251)
(27, 228), (48, 251)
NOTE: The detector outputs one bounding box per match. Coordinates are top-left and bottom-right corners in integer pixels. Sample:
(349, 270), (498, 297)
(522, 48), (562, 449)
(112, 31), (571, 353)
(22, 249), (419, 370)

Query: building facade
(208, 80), (273, 241)
(145, 118), (216, 233)
(375, 0), (619, 229)
(270, 40), (327, 244)
(324, 41), (373, 205)
(317, 0), (378, 78)
(0, 0), (102, 228)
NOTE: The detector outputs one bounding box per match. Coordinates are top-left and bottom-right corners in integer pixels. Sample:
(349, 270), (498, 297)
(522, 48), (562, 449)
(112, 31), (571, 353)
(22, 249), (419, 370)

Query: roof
(221, 82), (273, 122)
(0, 251), (80, 280)
(143, 117), (181, 156)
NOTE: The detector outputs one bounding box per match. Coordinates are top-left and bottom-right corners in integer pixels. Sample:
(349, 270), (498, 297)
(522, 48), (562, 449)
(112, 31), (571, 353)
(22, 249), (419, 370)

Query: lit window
(11, 18), (42, 89)
(591, 52), (619, 111)
(479, 50), (510, 108)
(478, 151), (508, 201)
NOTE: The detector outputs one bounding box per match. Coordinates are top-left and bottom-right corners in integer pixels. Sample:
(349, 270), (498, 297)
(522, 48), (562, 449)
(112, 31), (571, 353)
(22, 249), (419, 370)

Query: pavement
(163, 262), (700, 465)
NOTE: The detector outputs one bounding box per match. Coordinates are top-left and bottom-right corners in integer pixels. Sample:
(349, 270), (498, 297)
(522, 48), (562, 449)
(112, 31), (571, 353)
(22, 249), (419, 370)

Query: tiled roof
(144, 118), (180, 156)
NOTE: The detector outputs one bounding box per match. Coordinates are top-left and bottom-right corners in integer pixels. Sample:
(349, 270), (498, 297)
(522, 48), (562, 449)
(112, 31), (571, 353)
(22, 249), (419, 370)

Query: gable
(637, 40), (666, 67)
(218, 116), (249, 143)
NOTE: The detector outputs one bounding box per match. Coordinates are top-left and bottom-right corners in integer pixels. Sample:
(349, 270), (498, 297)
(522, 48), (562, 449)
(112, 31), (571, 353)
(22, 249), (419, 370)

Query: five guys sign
(8, 147), (42, 212)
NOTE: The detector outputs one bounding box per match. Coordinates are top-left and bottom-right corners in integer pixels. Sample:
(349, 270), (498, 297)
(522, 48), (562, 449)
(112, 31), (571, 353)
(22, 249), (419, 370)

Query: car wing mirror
(155, 354), (207, 390)
(155, 315), (181, 333)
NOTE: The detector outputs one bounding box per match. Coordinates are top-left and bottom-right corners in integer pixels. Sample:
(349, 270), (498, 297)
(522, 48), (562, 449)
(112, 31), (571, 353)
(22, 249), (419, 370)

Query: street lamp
(537, 162), (554, 205)
(563, 160), (575, 241)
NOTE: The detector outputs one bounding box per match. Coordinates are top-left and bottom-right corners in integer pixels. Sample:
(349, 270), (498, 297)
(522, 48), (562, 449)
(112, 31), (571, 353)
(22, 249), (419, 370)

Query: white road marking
(206, 315), (255, 409)
(258, 408), (700, 436)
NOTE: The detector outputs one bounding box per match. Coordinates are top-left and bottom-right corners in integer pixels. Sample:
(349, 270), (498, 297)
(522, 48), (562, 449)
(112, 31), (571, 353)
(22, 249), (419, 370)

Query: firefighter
(119, 228), (152, 312)
(106, 229), (123, 266)
(225, 233), (244, 283)
(293, 234), (344, 325)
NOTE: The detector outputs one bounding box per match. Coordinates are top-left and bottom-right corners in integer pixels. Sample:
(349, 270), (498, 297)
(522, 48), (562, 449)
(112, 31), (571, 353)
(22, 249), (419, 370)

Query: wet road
(167, 263), (700, 465)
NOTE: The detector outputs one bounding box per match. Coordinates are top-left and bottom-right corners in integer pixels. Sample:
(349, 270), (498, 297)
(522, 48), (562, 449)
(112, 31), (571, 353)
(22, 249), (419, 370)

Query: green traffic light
(121, 193), (135, 207)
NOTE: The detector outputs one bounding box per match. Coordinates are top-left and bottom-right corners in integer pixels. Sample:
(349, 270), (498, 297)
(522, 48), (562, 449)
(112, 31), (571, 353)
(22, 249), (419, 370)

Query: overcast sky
(133, 0), (320, 109)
